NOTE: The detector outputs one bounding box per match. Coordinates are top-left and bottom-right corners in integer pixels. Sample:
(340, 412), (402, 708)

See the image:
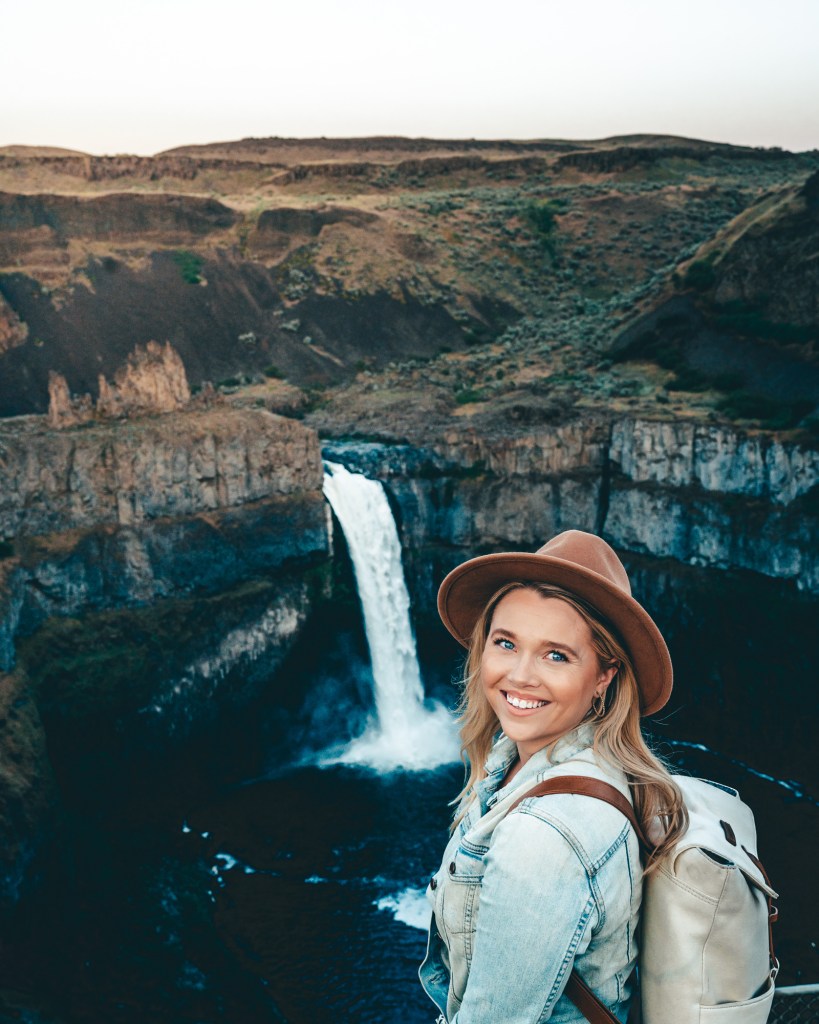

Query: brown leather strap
(506, 775), (654, 854)
(742, 845), (779, 974)
(564, 970), (621, 1024)
(506, 775), (651, 1023)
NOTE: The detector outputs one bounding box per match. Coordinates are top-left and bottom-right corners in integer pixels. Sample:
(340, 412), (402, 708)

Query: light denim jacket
(419, 723), (641, 1023)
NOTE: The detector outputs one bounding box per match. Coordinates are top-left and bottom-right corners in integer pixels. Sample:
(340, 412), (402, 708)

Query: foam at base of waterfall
(375, 887), (432, 931)
(319, 699), (459, 772)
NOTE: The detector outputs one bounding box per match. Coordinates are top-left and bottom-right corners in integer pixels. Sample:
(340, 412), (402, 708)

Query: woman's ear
(599, 662), (619, 689)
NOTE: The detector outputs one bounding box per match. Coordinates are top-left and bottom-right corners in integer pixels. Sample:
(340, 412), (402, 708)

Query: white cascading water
(322, 462), (459, 771)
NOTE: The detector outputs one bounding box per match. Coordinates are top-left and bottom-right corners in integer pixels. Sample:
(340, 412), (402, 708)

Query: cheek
(549, 670), (596, 703)
(480, 648), (502, 678)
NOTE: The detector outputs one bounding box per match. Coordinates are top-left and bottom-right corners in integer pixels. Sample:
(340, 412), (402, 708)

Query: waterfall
(322, 462), (459, 771)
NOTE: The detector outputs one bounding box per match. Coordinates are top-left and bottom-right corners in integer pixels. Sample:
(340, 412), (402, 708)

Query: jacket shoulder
(510, 758), (636, 870)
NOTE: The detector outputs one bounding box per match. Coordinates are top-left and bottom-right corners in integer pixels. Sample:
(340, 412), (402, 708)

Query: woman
(420, 530), (687, 1023)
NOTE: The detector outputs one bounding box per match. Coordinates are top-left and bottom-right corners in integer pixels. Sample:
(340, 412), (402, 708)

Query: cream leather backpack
(508, 775), (779, 1024)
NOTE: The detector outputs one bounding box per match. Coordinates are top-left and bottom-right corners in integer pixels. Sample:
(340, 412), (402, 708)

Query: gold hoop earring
(591, 691), (606, 718)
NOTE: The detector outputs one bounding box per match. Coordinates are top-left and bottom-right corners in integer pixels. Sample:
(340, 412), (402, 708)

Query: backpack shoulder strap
(564, 971), (623, 1024)
(506, 774), (654, 854)
(505, 774), (650, 1024)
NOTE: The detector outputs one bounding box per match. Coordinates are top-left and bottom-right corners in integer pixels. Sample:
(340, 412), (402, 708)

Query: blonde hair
(453, 581), (687, 872)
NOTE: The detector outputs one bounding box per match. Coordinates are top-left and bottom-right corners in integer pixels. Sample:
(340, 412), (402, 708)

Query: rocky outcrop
(271, 154), (546, 186)
(46, 371), (93, 427)
(710, 171), (819, 327)
(0, 403), (329, 671)
(555, 142), (790, 174)
(247, 206), (380, 259)
(97, 340), (190, 417)
(605, 419), (818, 589)
(47, 341), (192, 427)
(0, 294), (27, 353)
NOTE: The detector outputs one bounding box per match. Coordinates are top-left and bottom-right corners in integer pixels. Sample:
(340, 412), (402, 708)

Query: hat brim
(437, 552), (672, 716)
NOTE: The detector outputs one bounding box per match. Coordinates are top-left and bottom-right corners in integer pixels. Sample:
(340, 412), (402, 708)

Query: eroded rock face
(605, 418), (819, 588)
(96, 340), (191, 418)
(712, 172), (819, 326)
(2, 406), (321, 538)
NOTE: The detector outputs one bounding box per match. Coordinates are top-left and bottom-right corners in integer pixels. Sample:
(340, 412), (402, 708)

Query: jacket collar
(483, 721), (597, 807)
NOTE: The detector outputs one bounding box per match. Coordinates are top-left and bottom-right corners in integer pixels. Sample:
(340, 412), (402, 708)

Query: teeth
(505, 693), (549, 709)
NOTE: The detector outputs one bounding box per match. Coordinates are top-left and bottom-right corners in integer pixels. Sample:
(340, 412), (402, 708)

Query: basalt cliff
(0, 390), (330, 905)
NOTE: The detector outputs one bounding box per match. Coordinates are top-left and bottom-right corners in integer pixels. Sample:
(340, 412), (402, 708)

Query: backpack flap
(671, 777), (778, 898)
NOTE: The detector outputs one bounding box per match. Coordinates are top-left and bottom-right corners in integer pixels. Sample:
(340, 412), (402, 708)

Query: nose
(505, 650), (539, 688)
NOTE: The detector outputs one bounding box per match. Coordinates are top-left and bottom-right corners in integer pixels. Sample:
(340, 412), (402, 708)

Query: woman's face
(480, 588), (617, 763)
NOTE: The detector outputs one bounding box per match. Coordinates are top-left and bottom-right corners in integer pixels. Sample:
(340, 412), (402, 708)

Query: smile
(504, 691), (550, 710)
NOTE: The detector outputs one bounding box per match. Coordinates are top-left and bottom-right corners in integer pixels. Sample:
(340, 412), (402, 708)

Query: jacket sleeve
(450, 808), (598, 1024)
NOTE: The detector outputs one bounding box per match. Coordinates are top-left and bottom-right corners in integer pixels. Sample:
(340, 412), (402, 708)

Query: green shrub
(263, 365), (284, 379)
(171, 250), (204, 285)
(524, 199), (567, 255)
(455, 387), (487, 405)
(0, 540), (14, 559)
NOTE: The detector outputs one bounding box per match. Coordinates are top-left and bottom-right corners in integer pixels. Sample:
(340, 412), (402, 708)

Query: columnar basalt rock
(609, 418), (819, 504)
(325, 413), (819, 608)
(1, 407), (322, 539)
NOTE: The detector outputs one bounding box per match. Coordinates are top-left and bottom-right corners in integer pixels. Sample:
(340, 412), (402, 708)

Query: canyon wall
(324, 414), (819, 619)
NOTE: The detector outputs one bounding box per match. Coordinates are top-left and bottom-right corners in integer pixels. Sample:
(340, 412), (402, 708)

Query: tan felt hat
(437, 529), (672, 716)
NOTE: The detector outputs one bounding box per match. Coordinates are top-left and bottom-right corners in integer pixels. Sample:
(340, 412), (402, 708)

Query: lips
(503, 690), (550, 711)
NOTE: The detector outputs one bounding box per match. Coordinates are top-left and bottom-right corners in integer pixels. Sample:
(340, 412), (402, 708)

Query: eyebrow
(489, 627), (579, 659)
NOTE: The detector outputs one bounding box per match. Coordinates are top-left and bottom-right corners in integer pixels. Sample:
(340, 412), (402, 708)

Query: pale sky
(3, 0), (818, 155)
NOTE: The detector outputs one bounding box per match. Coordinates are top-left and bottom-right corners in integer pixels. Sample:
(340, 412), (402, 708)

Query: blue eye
(546, 650), (568, 663)
(493, 638), (515, 651)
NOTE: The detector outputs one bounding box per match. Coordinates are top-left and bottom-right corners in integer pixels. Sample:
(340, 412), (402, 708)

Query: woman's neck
(503, 752), (524, 786)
